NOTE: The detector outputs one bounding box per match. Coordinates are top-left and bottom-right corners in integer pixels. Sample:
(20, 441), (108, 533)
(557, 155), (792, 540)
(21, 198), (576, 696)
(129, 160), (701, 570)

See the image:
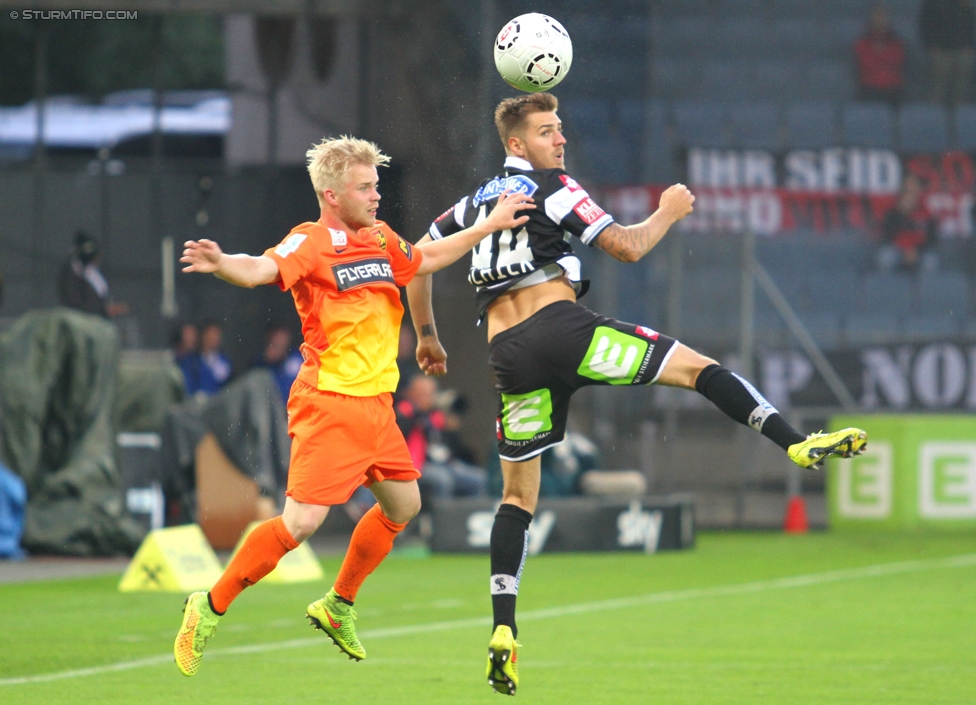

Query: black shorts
(488, 300), (679, 461)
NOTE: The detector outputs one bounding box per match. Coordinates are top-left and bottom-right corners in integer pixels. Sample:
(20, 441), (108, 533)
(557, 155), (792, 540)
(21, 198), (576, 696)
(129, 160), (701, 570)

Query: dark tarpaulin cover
(0, 308), (145, 556)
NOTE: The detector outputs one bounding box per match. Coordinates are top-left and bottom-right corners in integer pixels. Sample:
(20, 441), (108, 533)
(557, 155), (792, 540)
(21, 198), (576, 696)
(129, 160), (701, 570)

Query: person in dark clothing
(877, 174), (939, 272)
(855, 4), (907, 106)
(919, 0), (976, 104)
(252, 324), (304, 403)
(57, 231), (127, 318)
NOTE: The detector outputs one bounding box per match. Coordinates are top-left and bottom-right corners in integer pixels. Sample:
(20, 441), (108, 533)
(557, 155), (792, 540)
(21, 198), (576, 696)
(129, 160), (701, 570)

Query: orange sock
(333, 504), (407, 603)
(209, 515), (299, 614)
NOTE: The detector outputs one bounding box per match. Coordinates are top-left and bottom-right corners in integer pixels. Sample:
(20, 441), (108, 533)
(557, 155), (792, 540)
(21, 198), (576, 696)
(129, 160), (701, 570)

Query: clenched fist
(659, 183), (695, 223)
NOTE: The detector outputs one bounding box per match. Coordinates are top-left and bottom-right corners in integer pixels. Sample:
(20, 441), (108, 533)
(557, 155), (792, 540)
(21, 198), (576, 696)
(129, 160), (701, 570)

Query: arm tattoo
(420, 324), (434, 338)
(596, 223), (654, 262)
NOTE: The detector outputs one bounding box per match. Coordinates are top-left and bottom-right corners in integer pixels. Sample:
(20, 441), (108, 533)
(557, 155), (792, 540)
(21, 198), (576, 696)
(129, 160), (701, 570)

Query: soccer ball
(494, 13), (573, 93)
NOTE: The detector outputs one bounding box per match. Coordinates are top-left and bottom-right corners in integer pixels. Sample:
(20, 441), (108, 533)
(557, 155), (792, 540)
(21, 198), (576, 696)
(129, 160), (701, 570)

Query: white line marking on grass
(3, 552), (975, 686)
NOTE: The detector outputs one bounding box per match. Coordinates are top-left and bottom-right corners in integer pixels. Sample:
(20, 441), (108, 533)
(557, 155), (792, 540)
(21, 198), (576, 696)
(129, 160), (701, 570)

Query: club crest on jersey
(332, 257), (395, 291)
(398, 238), (413, 260)
(373, 227), (387, 250)
(635, 326), (659, 340)
(329, 228), (348, 247)
(472, 174), (538, 206)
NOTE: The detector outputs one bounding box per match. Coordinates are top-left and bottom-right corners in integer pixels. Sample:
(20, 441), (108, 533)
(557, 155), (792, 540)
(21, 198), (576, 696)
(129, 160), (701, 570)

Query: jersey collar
(504, 156), (533, 171)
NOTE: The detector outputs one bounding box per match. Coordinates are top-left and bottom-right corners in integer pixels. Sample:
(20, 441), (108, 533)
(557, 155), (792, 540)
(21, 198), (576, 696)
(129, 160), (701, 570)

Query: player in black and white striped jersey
(407, 91), (867, 696)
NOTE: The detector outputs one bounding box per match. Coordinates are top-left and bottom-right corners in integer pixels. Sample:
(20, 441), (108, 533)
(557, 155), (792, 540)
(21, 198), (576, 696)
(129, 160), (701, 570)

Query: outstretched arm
(181, 239), (280, 288)
(405, 244), (448, 376)
(594, 183), (695, 263)
(415, 191), (534, 275)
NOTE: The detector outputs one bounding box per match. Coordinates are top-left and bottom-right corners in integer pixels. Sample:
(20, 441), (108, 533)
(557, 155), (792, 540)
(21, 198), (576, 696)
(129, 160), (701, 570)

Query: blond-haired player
(173, 136), (534, 676)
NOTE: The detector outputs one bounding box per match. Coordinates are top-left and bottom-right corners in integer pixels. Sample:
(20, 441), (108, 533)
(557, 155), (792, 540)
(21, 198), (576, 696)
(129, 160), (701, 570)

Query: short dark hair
(494, 92), (559, 146)
(73, 230), (99, 265)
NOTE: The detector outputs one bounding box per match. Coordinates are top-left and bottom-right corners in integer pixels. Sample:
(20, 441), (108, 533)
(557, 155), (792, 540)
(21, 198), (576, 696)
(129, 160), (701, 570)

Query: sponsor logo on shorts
(574, 197), (606, 225)
(274, 232), (307, 258)
(332, 257), (395, 291)
(473, 174), (538, 206)
(500, 389), (553, 441)
(578, 326), (649, 385)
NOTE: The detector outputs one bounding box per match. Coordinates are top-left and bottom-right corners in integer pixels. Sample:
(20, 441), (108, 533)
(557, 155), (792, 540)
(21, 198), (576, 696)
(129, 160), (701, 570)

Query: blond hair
(306, 136), (391, 205)
(494, 92), (559, 146)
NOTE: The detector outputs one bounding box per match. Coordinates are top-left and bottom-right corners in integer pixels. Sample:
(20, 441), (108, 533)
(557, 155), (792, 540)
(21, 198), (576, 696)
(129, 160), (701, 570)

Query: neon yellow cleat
(788, 427), (868, 469)
(486, 625), (520, 696)
(306, 589), (365, 661)
(174, 591), (220, 676)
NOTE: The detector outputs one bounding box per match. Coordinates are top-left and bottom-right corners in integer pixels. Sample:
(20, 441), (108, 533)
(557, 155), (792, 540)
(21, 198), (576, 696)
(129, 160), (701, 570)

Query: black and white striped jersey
(427, 156), (615, 317)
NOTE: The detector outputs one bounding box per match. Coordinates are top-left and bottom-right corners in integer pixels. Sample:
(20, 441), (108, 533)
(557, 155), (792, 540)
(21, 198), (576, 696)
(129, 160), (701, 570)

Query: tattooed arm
(594, 183), (695, 263)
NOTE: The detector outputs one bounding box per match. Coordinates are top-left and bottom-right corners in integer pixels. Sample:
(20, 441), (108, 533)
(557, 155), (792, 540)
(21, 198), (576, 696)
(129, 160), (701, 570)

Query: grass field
(2, 531), (975, 704)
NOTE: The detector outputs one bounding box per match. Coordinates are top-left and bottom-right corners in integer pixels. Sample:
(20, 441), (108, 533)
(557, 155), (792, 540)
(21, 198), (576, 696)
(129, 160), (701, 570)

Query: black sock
(490, 503), (532, 639)
(695, 364), (806, 451)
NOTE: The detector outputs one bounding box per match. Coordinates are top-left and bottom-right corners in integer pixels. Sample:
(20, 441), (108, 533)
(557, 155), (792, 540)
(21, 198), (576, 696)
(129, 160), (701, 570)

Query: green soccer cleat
(788, 427), (868, 469)
(486, 625), (520, 696)
(306, 588), (365, 661)
(174, 591), (220, 676)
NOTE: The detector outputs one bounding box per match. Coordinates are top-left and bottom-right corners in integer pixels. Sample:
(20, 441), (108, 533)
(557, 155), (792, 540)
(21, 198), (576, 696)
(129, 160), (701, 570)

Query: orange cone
(783, 495), (809, 534)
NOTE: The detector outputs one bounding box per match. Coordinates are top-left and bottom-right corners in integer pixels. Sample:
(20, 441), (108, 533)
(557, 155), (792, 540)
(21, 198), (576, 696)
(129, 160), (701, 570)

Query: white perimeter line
(3, 552), (975, 687)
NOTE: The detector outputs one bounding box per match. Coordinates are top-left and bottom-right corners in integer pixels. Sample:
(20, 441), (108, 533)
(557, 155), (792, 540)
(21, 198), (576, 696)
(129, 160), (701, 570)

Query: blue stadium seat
(618, 99), (645, 138)
(708, 17), (768, 60)
(561, 99), (612, 140)
(822, 17), (867, 56)
(671, 101), (730, 149)
(917, 271), (969, 317)
(843, 312), (901, 344)
(585, 57), (644, 98)
(773, 0), (828, 19)
(784, 102), (839, 149)
(715, 0), (769, 18)
(769, 18), (827, 60)
(860, 272), (914, 314)
(754, 61), (807, 101)
(904, 314), (960, 339)
(843, 103), (895, 147)
(577, 137), (638, 185)
(657, 0), (713, 19)
(953, 105), (976, 151)
(898, 103), (949, 153)
(701, 60), (753, 101)
(728, 102), (782, 150)
(652, 18), (712, 59)
(651, 59), (702, 99)
(797, 311), (842, 349)
(809, 270), (861, 312)
(641, 101), (676, 183)
(805, 60), (855, 101)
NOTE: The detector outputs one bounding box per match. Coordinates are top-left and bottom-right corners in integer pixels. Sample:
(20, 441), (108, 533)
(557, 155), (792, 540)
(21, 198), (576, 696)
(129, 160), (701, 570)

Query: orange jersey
(263, 219), (422, 396)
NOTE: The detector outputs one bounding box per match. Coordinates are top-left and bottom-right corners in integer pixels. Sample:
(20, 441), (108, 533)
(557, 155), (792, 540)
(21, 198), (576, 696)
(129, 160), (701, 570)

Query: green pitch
(2, 532), (975, 704)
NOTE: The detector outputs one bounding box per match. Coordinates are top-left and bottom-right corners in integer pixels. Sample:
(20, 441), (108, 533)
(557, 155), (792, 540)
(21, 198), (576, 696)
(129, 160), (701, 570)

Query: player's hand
(485, 190), (535, 232)
(416, 337), (448, 377)
(659, 183), (695, 222)
(181, 239), (223, 274)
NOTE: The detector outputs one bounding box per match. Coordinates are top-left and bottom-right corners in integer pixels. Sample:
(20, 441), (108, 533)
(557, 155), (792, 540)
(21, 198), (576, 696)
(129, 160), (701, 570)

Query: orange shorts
(285, 380), (420, 506)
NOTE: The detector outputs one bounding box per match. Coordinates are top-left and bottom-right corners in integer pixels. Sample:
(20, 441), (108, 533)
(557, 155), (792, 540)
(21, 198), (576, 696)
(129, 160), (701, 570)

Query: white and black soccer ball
(493, 13), (573, 93)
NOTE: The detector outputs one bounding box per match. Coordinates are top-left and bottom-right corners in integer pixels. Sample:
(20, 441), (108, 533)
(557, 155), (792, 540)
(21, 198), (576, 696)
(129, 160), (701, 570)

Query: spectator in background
(172, 322), (199, 394)
(180, 319), (233, 396)
(253, 324), (304, 402)
(855, 4), (906, 106)
(919, 0), (976, 105)
(877, 173), (939, 272)
(58, 230), (128, 318)
(395, 375), (486, 504)
(394, 324), (419, 399)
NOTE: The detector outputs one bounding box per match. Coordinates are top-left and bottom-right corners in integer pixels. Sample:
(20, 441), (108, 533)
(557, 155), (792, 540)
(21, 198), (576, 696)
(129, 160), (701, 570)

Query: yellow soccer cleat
(174, 591), (220, 676)
(486, 625), (520, 696)
(306, 588), (365, 661)
(788, 427), (868, 469)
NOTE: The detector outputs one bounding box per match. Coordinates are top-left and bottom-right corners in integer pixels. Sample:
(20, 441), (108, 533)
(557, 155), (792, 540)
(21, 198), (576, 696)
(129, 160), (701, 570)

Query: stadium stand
(898, 103), (950, 152)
